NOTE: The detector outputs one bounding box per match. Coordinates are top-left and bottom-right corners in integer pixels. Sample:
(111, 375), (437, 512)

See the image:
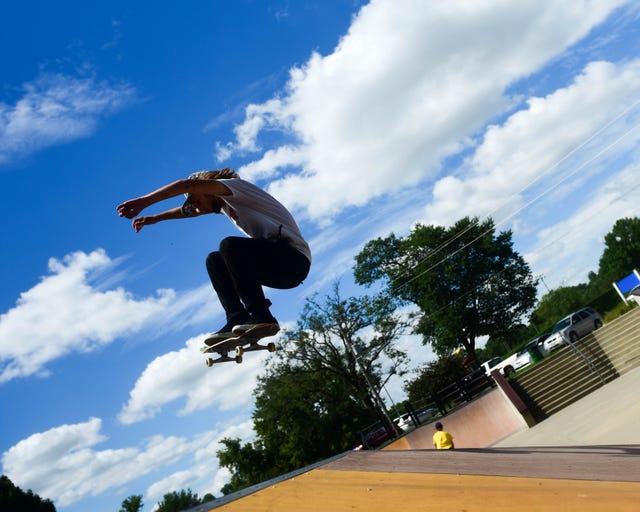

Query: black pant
(206, 236), (310, 321)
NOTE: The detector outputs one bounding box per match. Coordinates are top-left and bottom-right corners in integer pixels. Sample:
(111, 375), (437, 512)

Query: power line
(388, 103), (640, 294)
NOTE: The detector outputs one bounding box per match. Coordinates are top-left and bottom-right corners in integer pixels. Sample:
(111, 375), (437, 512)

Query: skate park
(186, 308), (640, 511)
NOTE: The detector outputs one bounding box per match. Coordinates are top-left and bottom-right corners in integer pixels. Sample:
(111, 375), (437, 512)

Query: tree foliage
(217, 284), (410, 494)
(0, 475), (55, 512)
(529, 217), (640, 332)
(529, 285), (591, 333)
(155, 489), (200, 512)
(478, 322), (534, 360)
(279, 282), (410, 413)
(404, 355), (468, 403)
(596, 217), (640, 284)
(216, 438), (276, 496)
(119, 494), (143, 512)
(354, 217), (537, 359)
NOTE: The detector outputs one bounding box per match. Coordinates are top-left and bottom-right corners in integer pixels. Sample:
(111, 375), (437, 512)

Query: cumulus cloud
(215, 0), (627, 221)
(118, 331), (281, 424)
(1, 417), (255, 507)
(424, 59), (640, 225)
(0, 249), (214, 383)
(0, 72), (137, 165)
(300, 58), (640, 304)
(1, 418), (188, 506)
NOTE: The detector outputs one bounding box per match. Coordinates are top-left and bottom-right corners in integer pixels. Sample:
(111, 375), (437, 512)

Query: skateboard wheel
(267, 342), (276, 352)
(235, 346), (244, 357)
(235, 355), (243, 364)
(206, 358), (214, 367)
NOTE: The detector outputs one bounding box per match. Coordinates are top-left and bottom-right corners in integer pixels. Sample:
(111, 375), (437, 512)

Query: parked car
(480, 356), (504, 376)
(509, 333), (549, 373)
(416, 407), (438, 423)
(480, 333), (549, 377)
(363, 425), (392, 448)
(481, 354), (521, 377)
(543, 307), (603, 352)
(393, 413), (415, 432)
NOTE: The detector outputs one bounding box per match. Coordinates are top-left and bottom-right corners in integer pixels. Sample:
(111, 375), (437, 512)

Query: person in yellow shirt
(433, 422), (455, 449)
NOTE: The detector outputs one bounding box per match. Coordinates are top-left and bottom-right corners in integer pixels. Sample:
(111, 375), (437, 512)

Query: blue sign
(616, 272), (640, 294)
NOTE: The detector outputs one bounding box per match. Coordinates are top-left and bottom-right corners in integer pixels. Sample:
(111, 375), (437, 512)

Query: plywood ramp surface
(206, 447), (640, 511)
(211, 470), (639, 512)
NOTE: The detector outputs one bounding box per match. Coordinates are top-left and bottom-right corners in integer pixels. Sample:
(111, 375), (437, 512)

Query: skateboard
(201, 323), (279, 366)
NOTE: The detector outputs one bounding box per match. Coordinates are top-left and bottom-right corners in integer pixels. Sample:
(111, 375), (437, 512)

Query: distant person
(117, 168), (311, 342)
(433, 422), (455, 449)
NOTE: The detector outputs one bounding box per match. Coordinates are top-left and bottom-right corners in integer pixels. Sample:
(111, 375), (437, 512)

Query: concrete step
(509, 308), (640, 421)
(542, 379), (605, 416)
(517, 350), (598, 393)
(525, 366), (602, 405)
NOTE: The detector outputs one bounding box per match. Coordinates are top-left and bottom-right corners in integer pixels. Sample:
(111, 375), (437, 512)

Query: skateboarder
(117, 168), (311, 341)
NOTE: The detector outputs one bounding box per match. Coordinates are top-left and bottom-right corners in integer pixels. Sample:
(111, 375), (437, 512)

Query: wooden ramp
(198, 446), (640, 511)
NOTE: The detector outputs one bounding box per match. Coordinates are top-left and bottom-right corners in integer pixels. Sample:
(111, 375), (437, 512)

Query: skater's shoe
(232, 313), (279, 336)
(204, 331), (234, 346)
(205, 314), (249, 346)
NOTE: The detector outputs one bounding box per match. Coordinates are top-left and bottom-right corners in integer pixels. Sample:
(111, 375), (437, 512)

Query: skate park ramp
(188, 367), (640, 512)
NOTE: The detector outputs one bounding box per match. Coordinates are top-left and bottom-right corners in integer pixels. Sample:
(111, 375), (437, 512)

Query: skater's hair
(187, 168), (239, 181)
(181, 168), (239, 217)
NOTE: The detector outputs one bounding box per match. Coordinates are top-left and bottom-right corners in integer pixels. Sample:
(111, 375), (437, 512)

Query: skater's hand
(117, 197), (149, 219)
(131, 216), (156, 232)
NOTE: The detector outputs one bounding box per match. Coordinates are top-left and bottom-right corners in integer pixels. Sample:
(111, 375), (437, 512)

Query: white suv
(393, 413), (415, 432)
(543, 307), (603, 352)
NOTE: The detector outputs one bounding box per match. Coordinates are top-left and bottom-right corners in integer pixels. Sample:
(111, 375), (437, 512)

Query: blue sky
(2, 1), (640, 511)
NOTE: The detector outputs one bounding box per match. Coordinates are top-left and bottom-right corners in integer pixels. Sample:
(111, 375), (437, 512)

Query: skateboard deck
(201, 323), (279, 366)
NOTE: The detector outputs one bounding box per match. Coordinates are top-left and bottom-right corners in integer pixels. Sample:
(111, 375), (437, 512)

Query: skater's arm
(131, 207), (197, 232)
(117, 179), (230, 219)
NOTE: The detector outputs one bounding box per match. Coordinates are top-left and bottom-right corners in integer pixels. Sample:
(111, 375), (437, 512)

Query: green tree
(119, 494), (143, 512)
(404, 355), (468, 403)
(155, 489), (200, 512)
(217, 284), (410, 494)
(586, 217), (640, 312)
(201, 493), (216, 503)
(479, 322), (534, 360)
(529, 285), (590, 332)
(0, 475), (56, 512)
(355, 217), (537, 360)
(216, 438), (276, 495)
(530, 217), (640, 329)
(597, 217), (640, 284)
(253, 361), (376, 471)
(280, 283), (410, 415)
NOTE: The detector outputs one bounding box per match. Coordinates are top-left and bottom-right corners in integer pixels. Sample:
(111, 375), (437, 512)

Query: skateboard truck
(202, 323), (279, 366)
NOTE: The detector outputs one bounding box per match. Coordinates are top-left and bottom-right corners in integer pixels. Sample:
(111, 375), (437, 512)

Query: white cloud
(0, 72), (136, 165)
(0, 249), (215, 383)
(1, 417), (256, 508)
(524, 163), (640, 289)
(300, 55), (640, 304)
(1, 418), (187, 507)
(216, 0), (626, 221)
(118, 333), (279, 424)
(424, 59), (640, 226)
(144, 420), (255, 503)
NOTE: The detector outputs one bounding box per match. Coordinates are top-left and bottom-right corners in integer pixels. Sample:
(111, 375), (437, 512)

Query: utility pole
(344, 337), (402, 436)
(537, 273), (551, 293)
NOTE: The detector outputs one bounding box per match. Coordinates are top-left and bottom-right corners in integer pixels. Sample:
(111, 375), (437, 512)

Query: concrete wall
(383, 386), (529, 450)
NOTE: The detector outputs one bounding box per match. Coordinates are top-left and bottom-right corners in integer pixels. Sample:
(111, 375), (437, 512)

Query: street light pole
(344, 337), (402, 436)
